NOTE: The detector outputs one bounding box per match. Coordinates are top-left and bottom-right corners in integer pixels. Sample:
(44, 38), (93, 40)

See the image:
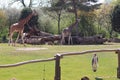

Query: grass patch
(0, 43), (120, 80)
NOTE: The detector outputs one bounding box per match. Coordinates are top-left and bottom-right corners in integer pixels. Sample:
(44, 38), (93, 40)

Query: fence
(0, 49), (120, 80)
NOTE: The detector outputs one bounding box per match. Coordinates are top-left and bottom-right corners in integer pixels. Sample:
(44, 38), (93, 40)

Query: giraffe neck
(68, 20), (78, 31)
(19, 12), (33, 26)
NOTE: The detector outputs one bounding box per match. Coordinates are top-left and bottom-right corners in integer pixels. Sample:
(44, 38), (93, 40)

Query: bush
(1, 35), (8, 43)
(0, 9), (8, 42)
(111, 5), (120, 33)
(42, 19), (54, 34)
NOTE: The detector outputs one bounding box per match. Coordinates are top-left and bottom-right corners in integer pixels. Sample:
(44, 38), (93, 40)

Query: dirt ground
(16, 47), (48, 51)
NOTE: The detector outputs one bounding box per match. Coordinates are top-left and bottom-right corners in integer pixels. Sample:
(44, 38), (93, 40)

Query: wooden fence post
(54, 54), (61, 80)
(116, 50), (120, 78)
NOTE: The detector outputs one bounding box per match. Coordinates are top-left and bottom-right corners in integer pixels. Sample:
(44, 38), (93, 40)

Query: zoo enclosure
(0, 49), (120, 80)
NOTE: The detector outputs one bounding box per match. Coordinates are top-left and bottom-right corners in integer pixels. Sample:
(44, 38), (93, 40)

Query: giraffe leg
(68, 36), (70, 45)
(21, 32), (26, 46)
(11, 33), (14, 46)
(8, 33), (13, 46)
(61, 33), (65, 45)
(60, 34), (62, 44)
(70, 35), (73, 45)
(11, 36), (14, 46)
(15, 32), (20, 46)
(68, 34), (72, 45)
(8, 35), (11, 46)
(71, 36), (73, 44)
(8, 32), (12, 46)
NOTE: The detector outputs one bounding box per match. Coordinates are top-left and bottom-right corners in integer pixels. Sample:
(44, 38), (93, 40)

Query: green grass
(0, 43), (120, 80)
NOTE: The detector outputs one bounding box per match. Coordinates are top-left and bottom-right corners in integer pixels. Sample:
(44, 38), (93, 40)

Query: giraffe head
(32, 9), (38, 16)
(77, 18), (81, 22)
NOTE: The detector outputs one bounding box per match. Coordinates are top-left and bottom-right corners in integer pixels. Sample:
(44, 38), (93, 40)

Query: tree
(9, 0), (51, 8)
(111, 4), (120, 34)
(64, 0), (102, 16)
(77, 11), (97, 37)
(9, 0), (33, 8)
(0, 9), (7, 42)
(95, 4), (114, 38)
(5, 8), (20, 26)
(63, 0), (102, 36)
(47, 0), (102, 34)
(0, 10), (7, 32)
(44, 0), (65, 34)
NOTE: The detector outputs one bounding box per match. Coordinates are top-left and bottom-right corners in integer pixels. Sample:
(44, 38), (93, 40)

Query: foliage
(77, 11), (97, 37)
(5, 8), (20, 26)
(95, 4), (115, 38)
(0, 9), (8, 42)
(114, 0), (120, 4)
(0, 0), (119, 41)
(45, 0), (102, 34)
(41, 19), (54, 34)
(111, 4), (120, 33)
(44, 0), (66, 34)
(0, 10), (7, 26)
(63, 0), (102, 12)
(0, 8), (21, 43)
(9, 0), (35, 8)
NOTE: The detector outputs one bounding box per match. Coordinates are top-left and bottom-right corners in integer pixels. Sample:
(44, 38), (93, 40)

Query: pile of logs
(108, 38), (120, 43)
(24, 35), (61, 45)
(23, 29), (107, 45)
(70, 35), (107, 45)
(24, 35), (107, 45)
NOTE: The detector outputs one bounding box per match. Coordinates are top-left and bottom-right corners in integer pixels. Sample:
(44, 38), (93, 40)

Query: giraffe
(61, 19), (80, 45)
(8, 10), (37, 46)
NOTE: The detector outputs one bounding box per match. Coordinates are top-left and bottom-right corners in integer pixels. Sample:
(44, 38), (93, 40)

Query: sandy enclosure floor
(16, 48), (48, 51)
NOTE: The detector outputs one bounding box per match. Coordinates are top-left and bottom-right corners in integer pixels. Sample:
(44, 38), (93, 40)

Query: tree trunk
(21, 0), (26, 7)
(29, 0), (32, 7)
(72, 0), (79, 36)
(57, 11), (61, 34)
(72, 0), (78, 21)
(109, 29), (113, 38)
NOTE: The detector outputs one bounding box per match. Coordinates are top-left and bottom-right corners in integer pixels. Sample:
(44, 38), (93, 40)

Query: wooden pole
(0, 58), (55, 68)
(116, 50), (120, 78)
(54, 54), (61, 80)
